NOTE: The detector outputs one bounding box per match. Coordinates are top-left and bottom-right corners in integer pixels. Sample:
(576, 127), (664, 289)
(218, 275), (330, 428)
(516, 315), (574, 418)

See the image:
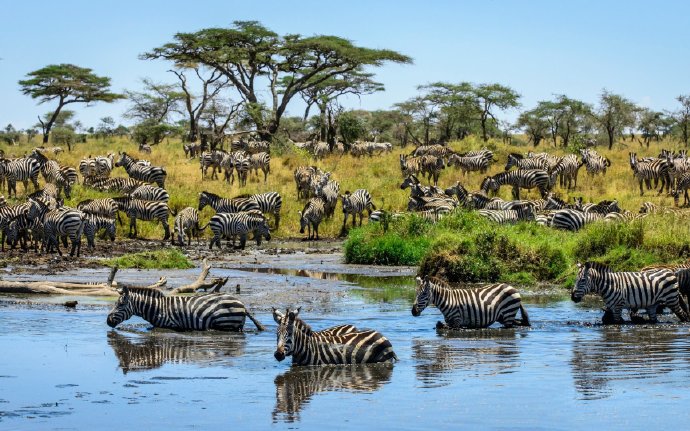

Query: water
(1, 267), (690, 429)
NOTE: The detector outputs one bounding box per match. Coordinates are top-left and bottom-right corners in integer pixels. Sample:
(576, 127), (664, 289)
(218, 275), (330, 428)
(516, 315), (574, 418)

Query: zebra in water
(272, 308), (357, 336)
(572, 262), (689, 324)
(172, 207), (203, 246)
(412, 276), (530, 329)
(42, 208), (87, 257)
(0, 157), (41, 198)
(83, 215), (116, 250)
(549, 209), (604, 231)
(129, 184), (169, 202)
(248, 191), (282, 228)
(299, 198), (326, 240)
(481, 169), (551, 200)
(106, 286), (265, 331)
(198, 191), (261, 214)
(249, 152), (271, 183)
(112, 197), (170, 240)
(115, 152), (167, 188)
(340, 189), (376, 229)
(273, 308), (397, 365)
(205, 211), (271, 250)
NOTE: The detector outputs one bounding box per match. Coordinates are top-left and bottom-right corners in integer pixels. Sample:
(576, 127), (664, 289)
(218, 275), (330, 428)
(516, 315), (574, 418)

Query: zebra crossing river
(1, 263), (690, 429)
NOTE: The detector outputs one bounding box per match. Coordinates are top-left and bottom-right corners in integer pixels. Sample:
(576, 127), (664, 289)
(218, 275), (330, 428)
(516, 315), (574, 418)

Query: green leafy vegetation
(101, 249), (194, 269)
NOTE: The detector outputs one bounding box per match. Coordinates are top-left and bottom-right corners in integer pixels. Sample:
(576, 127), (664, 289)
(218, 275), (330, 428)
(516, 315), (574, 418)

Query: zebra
(340, 189), (376, 229)
(83, 215), (116, 250)
(115, 152), (167, 188)
(106, 286), (265, 331)
(139, 143), (152, 154)
(572, 262), (689, 324)
(85, 177), (146, 194)
(420, 155), (445, 186)
(629, 152), (670, 195)
(299, 198), (326, 240)
(549, 209), (604, 231)
(504, 153), (549, 171)
(294, 166), (318, 199)
(443, 181), (471, 207)
(183, 142), (201, 158)
(466, 148), (495, 163)
(129, 184), (170, 202)
(0, 201), (34, 251)
(247, 140), (270, 154)
(112, 197), (170, 240)
(671, 172), (690, 207)
(205, 211), (271, 250)
(481, 169), (551, 200)
(580, 148), (610, 177)
(478, 206), (536, 224)
(199, 150), (225, 180)
(412, 144), (452, 158)
(447, 154), (490, 176)
(76, 198), (119, 220)
(581, 199), (620, 214)
(249, 191), (282, 228)
(399, 154), (424, 177)
(249, 152), (271, 183)
(313, 176), (340, 218)
(0, 157), (40, 198)
(172, 207), (203, 246)
(234, 153), (251, 186)
(41, 160), (76, 198)
(198, 191), (261, 214)
(273, 308), (397, 365)
(220, 151), (244, 183)
(312, 141), (329, 159)
(527, 152), (562, 171)
(638, 201), (686, 216)
(42, 208), (87, 257)
(271, 308), (357, 337)
(549, 154), (582, 189)
(411, 276), (530, 329)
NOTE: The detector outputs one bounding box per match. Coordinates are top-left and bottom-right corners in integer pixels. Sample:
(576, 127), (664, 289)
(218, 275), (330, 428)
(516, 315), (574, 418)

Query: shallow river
(1, 260), (690, 430)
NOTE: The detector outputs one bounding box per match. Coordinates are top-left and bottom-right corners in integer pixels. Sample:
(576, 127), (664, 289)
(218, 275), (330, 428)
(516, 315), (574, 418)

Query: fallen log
(168, 259), (228, 294)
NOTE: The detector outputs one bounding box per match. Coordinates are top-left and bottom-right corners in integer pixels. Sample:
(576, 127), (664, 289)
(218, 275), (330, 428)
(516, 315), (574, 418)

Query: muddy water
(1, 260), (690, 429)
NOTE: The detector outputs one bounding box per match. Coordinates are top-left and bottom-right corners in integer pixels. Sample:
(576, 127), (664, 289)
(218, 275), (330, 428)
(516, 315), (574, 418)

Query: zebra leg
(646, 306), (658, 324)
(237, 234), (247, 250)
(435, 321), (448, 330)
(162, 220), (170, 241)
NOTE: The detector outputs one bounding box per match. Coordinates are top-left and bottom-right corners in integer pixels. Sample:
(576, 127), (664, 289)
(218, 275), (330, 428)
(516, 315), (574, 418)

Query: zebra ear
(576, 262), (582, 268)
(272, 307), (283, 323)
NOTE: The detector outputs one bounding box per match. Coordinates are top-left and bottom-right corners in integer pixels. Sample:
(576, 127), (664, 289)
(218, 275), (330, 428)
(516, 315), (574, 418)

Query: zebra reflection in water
(107, 330), (246, 374)
(272, 365), (393, 423)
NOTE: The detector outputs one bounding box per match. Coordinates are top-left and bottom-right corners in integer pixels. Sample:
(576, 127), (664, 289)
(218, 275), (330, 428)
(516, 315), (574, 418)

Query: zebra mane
(124, 286), (165, 298)
(425, 276), (451, 289)
(200, 191), (221, 200)
(584, 261), (611, 273)
(508, 152), (524, 159)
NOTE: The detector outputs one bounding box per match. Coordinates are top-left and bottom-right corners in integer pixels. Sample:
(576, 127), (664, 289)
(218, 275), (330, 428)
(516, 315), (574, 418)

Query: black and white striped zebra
(504, 153), (549, 171)
(629, 152), (670, 195)
(411, 276), (530, 329)
(671, 172), (690, 207)
(572, 262), (689, 324)
(0, 157), (40, 198)
(294, 166), (318, 199)
(76, 198), (120, 219)
(249, 191), (282, 228)
(42, 208), (86, 257)
(41, 160), (76, 198)
(481, 169), (551, 200)
(233, 153), (251, 187)
(580, 148), (610, 177)
(249, 152), (271, 183)
(85, 177), (147, 194)
(340, 189), (376, 229)
(299, 198), (326, 240)
(172, 207), (203, 246)
(549, 209), (603, 231)
(206, 211), (271, 250)
(0, 201), (33, 251)
(83, 214), (116, 250)
(550, 154), (582, 189)
(129, 184), (170, 202)
(447, 154), (490, 176)
(112, 197), (170, 240)
(199, 150), (225, 180)
(115, 152), (167, 188)
(197, 191), (261, 214)
(411, 144), (452, 158)
(106, 286), (265, 331)
(273, 308), (397, 365)
(478, 205), (536, 224)
(399, 154), (424, 177)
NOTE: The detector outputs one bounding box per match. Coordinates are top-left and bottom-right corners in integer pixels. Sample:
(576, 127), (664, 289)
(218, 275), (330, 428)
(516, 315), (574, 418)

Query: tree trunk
(480, 117), (488, 142)
(607, 128), (615, 150)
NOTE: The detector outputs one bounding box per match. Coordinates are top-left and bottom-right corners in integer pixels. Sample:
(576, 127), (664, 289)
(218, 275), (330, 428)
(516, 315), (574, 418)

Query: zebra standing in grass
(478, 205), (536, 224)
(199, 150), (225, 180)
(41, 160), (76, 198)
(549, 209), (604, 231)
(249, 191), (282, 228)
(340, 189), (376, 229)
(206, 211), (271, 250)
(42, 208), (87, 257)
(447, 154), (491, 176)
(107, 286), (265, 331)
(313, 176), (340, 218)
(580, 149), (610, 177)
(112, 197), (170, 240)
(172, 207), (203, 246)
(420, 155), (445, 186)
(629, 152), (670, 195)
(198, 191), (261, 214)
(76, 198), (120, 219)
(572, 262), (689, 324)
(504, 153), (549, 171)
(481, 169), (551, 200)
(85, 177), (146, 194)
(411, 276), (530, 329)
(399, 154), (424, 177)
(274, 308), (397, 365)
(671, 172), (690, 207)
(234, 153), (251, 186)
(412, 144), (452, 158)
(249, 152), (271, 183)
(83, 215), (116, 250)
(129, 184), (169, 202)
(0, 157), (40, 198)
(549, 154), (582, 189)
(115, 152), (167, 188)
(299, 198), (326, 240)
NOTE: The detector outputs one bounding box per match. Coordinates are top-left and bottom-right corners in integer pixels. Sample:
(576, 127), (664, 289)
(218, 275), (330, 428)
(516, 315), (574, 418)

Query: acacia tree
(675, 95), (690, 146)
(394, 97), (438, 146)
(596, 90), (637, 149)
(556, 96), (593, 147)
(516, 107), (549, 147)
(124, 79), (184, 146)
(419, 82), (478, 142)
(18, 64), (123, 145)
(143, 21), (411, 141)
(473, 83), (520, 142)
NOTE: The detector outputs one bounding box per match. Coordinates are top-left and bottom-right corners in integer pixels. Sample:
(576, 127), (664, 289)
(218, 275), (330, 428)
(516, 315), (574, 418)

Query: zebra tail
(198, 222), (209, 231)
(244, 308), (265, 331)
(519, 304), (531, 326)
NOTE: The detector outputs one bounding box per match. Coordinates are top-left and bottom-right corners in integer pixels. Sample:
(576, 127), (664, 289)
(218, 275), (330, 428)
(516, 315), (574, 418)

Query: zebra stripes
(83, 214), (116, 250)
(198, 191), (261, 214)
(129, 184), (169, 202)
(172, 207), (203, 246)
(572, 262), (688, 324)
(199, 150), (225, 180)
(340, 189), (376, 229)
(115, 152), (167, 188)
(249, 152), (271, 183)
(234, 153), (251, 187)
(113, 197), (170, 240)
(549, 209), (603, 231)
(274, 308), (397, 365)
(448, 154), (491, 176)
(77, 198), (119, 219)
(43, 208), (86, 257)
(505, 153), (549, 171)
(580, 149), (610, 177)
(249, 191), (282, 228)
(412, 276), (530, 329)
(85, 177), (146, 194)
(481, 169), (551, 200)
(206, 211), (271, 250)
(107, 286), (265, 331)
(0, 157), (40, 198)
(299, 198), (326, 240)
(478, 206), (536, 224)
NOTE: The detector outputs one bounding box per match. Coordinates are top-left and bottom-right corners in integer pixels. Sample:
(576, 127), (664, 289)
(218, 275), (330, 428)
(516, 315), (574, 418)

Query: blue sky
(1, 0), (689, 129)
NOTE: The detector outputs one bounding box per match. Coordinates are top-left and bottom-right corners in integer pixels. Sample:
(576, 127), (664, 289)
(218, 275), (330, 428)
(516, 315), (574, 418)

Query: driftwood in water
(168, 259), (229, 294)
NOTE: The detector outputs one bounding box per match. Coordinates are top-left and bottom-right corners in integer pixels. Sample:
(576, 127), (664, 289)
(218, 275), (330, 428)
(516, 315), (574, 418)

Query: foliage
(595, 89), (637, 149)
(101, 249), (194, 269)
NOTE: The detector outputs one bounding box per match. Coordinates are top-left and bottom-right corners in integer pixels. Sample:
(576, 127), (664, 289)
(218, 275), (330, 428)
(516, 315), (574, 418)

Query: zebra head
(400, 175), (419, 190)
(107, 287), (135, 328)
(572, 262), (595, 303)
(255, 220), (271, 245)
(198, 191), (214, 211)
(412, 276), (432, 316)
(480, 176), (498, 195)
(298, 210), (307, 234)
(274, 307), (300, 362)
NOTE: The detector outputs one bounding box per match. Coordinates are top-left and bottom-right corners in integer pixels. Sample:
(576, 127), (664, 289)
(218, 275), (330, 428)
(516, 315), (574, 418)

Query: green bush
(101, 249), (194, 269)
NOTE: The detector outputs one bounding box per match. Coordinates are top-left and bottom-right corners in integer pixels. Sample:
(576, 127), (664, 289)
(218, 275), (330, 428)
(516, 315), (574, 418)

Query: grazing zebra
(572, 262), (689, 324)
(411, 276), (530, 329)
(197, 191), (261, 214)
(206, 211), (271, 250)
(412, 144), (452, 158)
(505, 153), (549, 171)
(580, 149), (610, 177)
(549, 209), (603, 231)
(671, 172), (690, 207)
(443, 182), (471, 207)
(85, 177), (146, 194)
(447, 154), (490, 176)
(294, 166), (318, 199)
(550, 154), (582, 189)
(106, 286), (265, 331)
(478, 205), (536, 224)
(249, 152), (271, 183)
(481, 169), (551, 200)
(340, 189), (376, 229)
(399, 154), (424, 177)
(41, 160), (76, 198)
(183, 142), (201, 158)
(83, 215), (116, 250)
(234, 153), (251, 186)
(248, 191), (282, 228)
(115, 152), (167, 188)
(199, 150), (225, 180)
(0, 157), (40, 198)
(299, 198), (326, 240)
(112, 197), (170, 240)
(172, 207), (203, 246)
(129, 184), (169, 202)
(629, 152), (670, 195)
(313, 176), (340, 218)
(274, 308), (397, 365)
(42, 208), (86, 257)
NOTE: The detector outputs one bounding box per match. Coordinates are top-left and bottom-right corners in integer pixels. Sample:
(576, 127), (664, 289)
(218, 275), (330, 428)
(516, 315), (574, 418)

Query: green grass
(100, 249), (194, 269)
